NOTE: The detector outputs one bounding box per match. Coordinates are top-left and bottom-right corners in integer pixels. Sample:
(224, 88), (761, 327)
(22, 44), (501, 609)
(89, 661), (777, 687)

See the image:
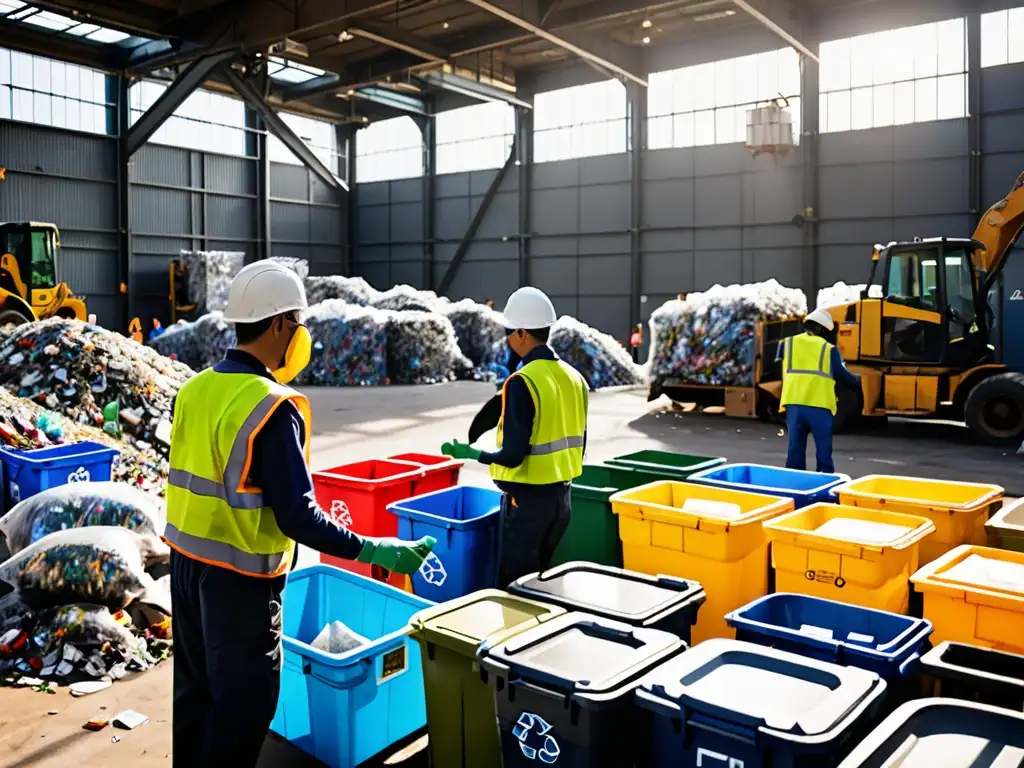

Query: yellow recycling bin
(765, 502), (935, 614)
(610, 480), (793, 643)
(835, 475), (1003, 565)
(911, 544), (1024, 653)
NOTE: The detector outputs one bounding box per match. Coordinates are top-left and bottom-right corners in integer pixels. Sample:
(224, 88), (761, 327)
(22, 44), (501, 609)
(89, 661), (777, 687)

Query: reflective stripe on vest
(165, 369), (311, 577)
(780, 332), (838, 415)
(490, 358), (588, 485)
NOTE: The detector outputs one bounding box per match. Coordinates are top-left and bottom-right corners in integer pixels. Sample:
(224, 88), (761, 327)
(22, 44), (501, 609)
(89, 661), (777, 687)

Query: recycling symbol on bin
(419, 552), (447, 587)
(67, 466), (91, 484)
(513, 712), (560, 763)
(329, 500), (354, 528)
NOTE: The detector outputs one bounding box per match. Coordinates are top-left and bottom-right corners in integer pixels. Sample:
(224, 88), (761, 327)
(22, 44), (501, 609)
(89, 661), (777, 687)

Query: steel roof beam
(345, 21), (449, 62)
(351, 86), (429, 116)
(418, 72), (531, 109)
(731, 0), (819, 62)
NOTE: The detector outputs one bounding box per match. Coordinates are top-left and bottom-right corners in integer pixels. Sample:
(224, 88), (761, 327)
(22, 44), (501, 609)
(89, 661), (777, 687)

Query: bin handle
(303, 658), (372, 690)
(898, 651), (921, 678)
(508, 677), (570, 704)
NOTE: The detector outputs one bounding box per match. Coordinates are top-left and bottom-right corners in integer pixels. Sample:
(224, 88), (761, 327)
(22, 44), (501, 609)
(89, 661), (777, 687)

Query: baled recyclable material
(648, 279), (807, 386)
(0, 481), (166, 556)
(372, 284), (447, 314)
(443, 299), (507, 374)
(180, 250), (245, 315)
(149, 311), (235, 372)
(385, 310), (472, 385)
(305, 274), (380, 306)
(549, 315), (644, 389)
(817, 281), (866, 309)
(296, 300), (389, 386)
(270, 257), (309, 280)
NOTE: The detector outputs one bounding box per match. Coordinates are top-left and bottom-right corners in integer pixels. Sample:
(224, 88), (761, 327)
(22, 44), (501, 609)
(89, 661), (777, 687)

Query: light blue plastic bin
(271, 565), (433, 768)
(689, 463), (850, 508)
(389, 485), (501, 602)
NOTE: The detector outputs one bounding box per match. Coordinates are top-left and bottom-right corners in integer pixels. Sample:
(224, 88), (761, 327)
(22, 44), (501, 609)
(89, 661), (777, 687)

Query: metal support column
(799, 25), (821, 302)
(245, 105), (270, 262)
(437, 138), (517, 295)
(340, 124), (359, 275)
(515, 102), (534, 286)
(114, 73), (133, 330)
(416, 105), (436, 289)
(967, 11), (982, 216)
(627, 83), (646, 330)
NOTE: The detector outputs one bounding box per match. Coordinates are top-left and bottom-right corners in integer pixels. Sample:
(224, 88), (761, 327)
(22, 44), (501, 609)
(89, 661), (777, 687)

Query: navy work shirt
(479, 345), (587, 498)
(204, 349), (365, 560)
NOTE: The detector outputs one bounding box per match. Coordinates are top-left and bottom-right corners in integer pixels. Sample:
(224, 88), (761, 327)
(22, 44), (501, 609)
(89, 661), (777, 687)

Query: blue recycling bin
(689, 463), (849, 508)
(0, 441), (119, 507)
(480, 613), (683, 768)
(388, 485), (501, 601)
(726, 593), (932, 682)
(271, 564), (433, 768)
(636, 639), (888, 768)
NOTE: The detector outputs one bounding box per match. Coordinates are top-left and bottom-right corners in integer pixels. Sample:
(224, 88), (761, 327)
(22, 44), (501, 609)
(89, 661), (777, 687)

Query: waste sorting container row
(764, 502), (935, 614)
(690, 463), (850, 509)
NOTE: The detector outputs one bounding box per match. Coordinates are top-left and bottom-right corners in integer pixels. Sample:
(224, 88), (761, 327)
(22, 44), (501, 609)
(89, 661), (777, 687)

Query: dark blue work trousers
(170, 549), (285, 768)
(785, 404), (835, 474)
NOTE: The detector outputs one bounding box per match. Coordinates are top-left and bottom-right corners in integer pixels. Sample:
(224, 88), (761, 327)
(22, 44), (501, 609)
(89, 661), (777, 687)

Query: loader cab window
(943, 248), (977, 327)
(886, 250), (939, 310)
(0, 229), (57, 291)
(882, 247), (944, 363)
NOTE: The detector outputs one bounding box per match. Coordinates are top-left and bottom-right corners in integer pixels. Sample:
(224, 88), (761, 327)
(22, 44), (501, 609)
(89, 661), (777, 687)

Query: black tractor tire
(833, 386), (862, 433)
(964, 372), (1024, 445)
(0, 309), (30, 328)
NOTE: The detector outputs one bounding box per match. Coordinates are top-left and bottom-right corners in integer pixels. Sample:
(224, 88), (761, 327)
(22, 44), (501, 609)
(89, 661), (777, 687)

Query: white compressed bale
(817, 281), (866, 309)
(443, 299), (507, 372)
(305, 275), (380, 306)
(296, 299), (389, 386)
(372, 284), (448, 314)
(648, 279), (807, 386)
(385, 310), (471, 384)
(549, 316), (643, 390)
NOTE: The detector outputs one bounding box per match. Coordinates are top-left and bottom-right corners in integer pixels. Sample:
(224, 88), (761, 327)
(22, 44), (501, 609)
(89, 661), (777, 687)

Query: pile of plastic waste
(180, 250), (245, 315)
(305, 275), (380, 306)
(386, 311), (472, 385)
(271, 256), (309, 280)
(817, 281), (866, 309)
(443, 299), (507, 376)
(549, 316), (643, 390)
(0, 319), (190, 458)
(372, 284), (447, 314)
(648, 280), (807, 386)
(149, 311), (236, 372)
(296, 301), (389, 387)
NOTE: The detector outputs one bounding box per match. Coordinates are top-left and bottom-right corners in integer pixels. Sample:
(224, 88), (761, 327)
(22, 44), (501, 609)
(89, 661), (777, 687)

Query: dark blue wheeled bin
(636, 638), (888, 768)
(0, 441), (119, 508)
(689, 463), (849, 508)
(480, 613), (682, 768)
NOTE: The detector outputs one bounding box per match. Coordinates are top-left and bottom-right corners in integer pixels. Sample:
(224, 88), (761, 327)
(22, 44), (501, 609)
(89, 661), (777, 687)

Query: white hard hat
(806, 308), (835, 332)
(223, 260), (308, 323)
(502, 286), (557, 330)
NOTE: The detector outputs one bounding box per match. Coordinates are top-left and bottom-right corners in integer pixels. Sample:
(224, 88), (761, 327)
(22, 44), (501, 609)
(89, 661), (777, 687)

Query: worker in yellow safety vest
(779, 307), (862, 474)
(441, 287), (589, 586)
(166, 260), (435, 768)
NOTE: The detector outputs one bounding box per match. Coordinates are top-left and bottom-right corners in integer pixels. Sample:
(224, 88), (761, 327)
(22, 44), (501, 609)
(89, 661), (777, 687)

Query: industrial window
(647, 48), (801, 149)
(129, 80), (247, 156)
(533, 79), (626, 163)
(355, 116), (423, 183)
(980, 7), (1024, 67)
(268, 112), (342, 174)
(435, 101), (515, 174)
(0, 47), (111, 134)
(819, 18), (967, 133)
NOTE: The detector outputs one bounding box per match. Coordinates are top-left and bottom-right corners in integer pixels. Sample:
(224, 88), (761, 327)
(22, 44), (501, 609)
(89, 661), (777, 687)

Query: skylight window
(3, 3), (139, 46)
(267, 56), (326, 83)
(21, 10), (76, 30)
(0, 1), (27, 15)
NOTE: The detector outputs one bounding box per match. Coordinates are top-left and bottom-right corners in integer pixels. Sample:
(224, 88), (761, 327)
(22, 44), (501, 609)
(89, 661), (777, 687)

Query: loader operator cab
(868, 237), (989, 367)
(0, 222), (86, 324)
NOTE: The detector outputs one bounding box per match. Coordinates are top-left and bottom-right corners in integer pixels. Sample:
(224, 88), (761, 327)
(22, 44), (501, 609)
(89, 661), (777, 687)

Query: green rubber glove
(441, 440), (482, 461)
(357, 536), (437, 575)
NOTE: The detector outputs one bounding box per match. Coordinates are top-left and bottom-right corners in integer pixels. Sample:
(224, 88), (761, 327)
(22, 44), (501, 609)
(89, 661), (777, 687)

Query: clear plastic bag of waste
(0, 481), (166, 557)
(311, 620), (369, 654)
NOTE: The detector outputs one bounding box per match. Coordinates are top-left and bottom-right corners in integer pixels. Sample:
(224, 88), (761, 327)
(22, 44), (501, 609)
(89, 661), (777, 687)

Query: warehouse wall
(270, 164), (346, 278)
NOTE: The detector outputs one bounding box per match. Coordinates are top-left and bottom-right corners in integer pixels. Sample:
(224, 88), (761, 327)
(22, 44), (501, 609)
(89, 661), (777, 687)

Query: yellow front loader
(0, 222), (87, 325)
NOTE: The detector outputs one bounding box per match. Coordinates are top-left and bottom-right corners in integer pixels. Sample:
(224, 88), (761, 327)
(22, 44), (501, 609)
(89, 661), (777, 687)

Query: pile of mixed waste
(0, 482), (172, 688)
(648, 280), (807, 386)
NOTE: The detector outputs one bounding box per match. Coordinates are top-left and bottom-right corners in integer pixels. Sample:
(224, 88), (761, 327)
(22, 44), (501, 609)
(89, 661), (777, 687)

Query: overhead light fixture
(642, 35), (651, 44)
(346, 89), (356, 96)
(443, 21), (450, 28)
(694, 9), (736, 22)
(338, 30), (355, 42)
(362, 116), (369, 123)
(641, 19), (652, 28)
(269, 38), (310, 58)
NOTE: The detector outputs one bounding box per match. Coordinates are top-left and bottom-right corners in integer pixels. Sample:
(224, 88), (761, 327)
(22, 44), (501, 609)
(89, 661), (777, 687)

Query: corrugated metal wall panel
(271, 163), (309, 201)
(0, 122), (115, 180)
(132, 145), (191, 188)
(0, 173), (116, 229)
(205, 155), (252, 196)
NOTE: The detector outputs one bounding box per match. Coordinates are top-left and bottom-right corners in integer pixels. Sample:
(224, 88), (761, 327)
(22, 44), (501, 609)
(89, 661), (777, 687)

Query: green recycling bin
(606, 449), (726, 479)
(553, 464), (659, 567)
(408, 590), (564, 768)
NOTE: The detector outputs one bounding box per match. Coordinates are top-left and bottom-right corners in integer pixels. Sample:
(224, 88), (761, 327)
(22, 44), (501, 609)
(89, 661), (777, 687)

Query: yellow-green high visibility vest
(490, 358), (588, 485)
(780, 332), (837, 415)
(164, 369), (312, 578)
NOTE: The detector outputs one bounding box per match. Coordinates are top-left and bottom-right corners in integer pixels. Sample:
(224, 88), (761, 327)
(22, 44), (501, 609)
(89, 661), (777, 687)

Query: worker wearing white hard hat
(442, 286), (589, 586)
(166, 260), (435, 767)
(778, 306), (862, 474)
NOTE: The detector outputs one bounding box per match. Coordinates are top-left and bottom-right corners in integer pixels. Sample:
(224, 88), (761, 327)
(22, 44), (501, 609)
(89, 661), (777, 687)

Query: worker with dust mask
(165, 260), (436, 767)
(779, 307), (862, 474)
(442, 286), (589, 586)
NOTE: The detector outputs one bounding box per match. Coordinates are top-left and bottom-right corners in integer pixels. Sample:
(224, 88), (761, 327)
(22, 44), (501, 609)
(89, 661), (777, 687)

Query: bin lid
(409, 590), (563, 655)
(837, 699), (1024, 768)
(509, 563), (705, 626)
(637, 638), (881, 737)
(913, 547), (1024, 601)
(481, 612), (682, 700)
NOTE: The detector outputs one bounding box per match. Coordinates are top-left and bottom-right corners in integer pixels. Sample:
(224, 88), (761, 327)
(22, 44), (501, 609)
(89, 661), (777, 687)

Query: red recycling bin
(313, 455), (462, 584)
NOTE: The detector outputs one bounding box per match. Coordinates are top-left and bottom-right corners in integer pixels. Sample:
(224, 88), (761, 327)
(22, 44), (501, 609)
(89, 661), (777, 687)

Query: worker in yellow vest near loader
(441, 287), (588, 586)
(779, 308), (861, 474)
(166, 260), (435, 768)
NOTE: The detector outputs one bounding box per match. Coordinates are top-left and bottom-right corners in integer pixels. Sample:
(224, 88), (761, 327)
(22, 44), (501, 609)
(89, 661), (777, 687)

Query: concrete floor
(1, 382), (1021, 768)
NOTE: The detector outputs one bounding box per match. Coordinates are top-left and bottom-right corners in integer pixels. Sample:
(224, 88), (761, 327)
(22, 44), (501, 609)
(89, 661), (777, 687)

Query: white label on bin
(419, 552), (447, 587)
(697, 748), (744, 767)
(328, 499), (353, 528)
(379, 646), (407, 683)
(67, 466), (91, 484)
(514, 713), (560, 763)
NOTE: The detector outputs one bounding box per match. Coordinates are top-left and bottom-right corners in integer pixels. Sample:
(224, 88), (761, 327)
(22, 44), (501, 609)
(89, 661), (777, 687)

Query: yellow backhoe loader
(0, 222), (87, 325)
